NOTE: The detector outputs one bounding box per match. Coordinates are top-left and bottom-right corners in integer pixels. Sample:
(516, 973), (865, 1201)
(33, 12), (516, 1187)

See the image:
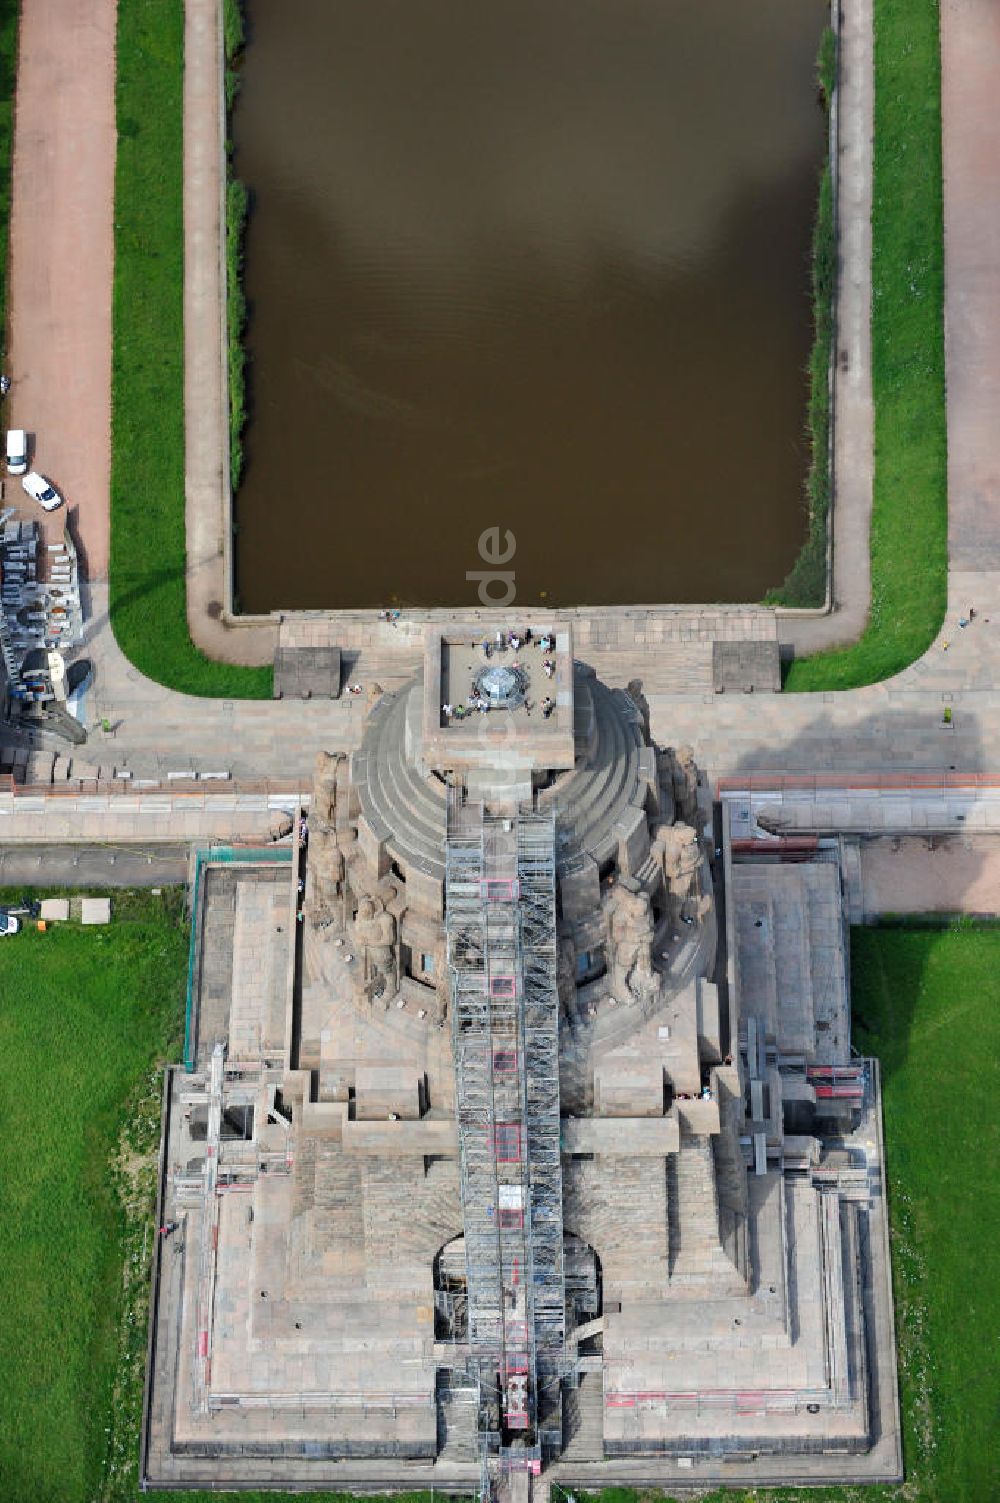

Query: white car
(0, 913), (20, 937)
(5, 428), (27, 475)
(22, 471), (63, 511)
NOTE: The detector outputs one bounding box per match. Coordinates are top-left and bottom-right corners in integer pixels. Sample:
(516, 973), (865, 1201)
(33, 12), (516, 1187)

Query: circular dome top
(354, 669), (648, 886)
(473, 663), (528, 708)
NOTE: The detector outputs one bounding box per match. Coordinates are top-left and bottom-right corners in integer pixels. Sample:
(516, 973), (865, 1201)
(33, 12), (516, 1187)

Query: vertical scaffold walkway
(446, 793), (566, 1489)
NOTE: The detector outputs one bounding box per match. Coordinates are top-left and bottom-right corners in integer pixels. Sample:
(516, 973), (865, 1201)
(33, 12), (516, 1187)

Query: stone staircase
(362, 1156), (462, 1275)
(228, 881), (290, 1062)
(354, 668), (653, 886)
(731, 861), (849, 1064)
(802, 863), (849, 1065)
(545, 677), (645, 869)
(667, 1132), (746, 1297)
(563, 1155), (668, 1295)
(353, 687), (448, 883)
(579, 608), (778, 695)
(561, 1370), (604, 1461)
(583, 641), (716, 695)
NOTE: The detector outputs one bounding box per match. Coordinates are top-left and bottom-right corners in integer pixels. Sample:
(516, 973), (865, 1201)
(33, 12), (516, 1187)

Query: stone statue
(668, 744), (701, 826)
(650, 820), (700, 897)
(306, 753), (347, 925)
(313, 751), (343, 828)
(308, 840), (345, 926)
(433, 937), (451, 1026)
(607, 886), (657, 1003)
(351, 896), (398, 1004)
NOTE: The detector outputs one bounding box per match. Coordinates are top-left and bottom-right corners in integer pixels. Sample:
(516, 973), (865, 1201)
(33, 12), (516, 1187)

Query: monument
(142, 626), (900, 1493)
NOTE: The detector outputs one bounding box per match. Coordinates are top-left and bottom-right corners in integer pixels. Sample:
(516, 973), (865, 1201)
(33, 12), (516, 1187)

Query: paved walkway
(6, 0), (115, 577)
(782, 0), (874, 652)
(3, 0), (1000, 791)
(184, 0), (275, 665)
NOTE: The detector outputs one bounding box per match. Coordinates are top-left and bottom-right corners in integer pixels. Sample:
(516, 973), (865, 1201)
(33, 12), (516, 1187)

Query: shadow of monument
(724, 704), (988, 1088)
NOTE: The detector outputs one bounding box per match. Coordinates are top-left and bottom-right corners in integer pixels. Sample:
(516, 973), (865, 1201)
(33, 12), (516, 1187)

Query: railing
(183, 845), (293, 1072)
(0, 773), (304, 799)
(718, 771), (1000, 796)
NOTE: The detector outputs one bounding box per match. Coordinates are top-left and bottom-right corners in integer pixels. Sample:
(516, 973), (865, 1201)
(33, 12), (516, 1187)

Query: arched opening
(564, 1232), (603, 1351)
(433, 1234), (468, 1342)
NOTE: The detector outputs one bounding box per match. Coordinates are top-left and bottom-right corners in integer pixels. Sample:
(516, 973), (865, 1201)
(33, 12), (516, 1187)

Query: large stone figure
(607, 885), (657, 1004)
(650, 821), (702, 914)
(666, 744), (700, 826)
(313, 751), (343, 829)
(351, 896), (398, 1004)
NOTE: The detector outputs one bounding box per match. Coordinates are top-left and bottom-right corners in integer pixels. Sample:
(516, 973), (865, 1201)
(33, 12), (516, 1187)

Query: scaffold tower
(446, 792), (566, 1490)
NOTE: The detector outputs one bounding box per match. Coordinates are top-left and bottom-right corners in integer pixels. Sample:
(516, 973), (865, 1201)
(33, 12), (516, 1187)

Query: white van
(5, 429), (28, 475)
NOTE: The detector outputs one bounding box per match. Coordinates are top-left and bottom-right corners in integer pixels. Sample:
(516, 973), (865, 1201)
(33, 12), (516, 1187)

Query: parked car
(5, 428), (27, 475)
(0, 913), (21, 937)
(22, 471), (63, 511)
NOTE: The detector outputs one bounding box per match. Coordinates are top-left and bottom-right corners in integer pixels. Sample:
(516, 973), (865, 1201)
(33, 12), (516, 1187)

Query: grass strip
(785, 0), (947, 689)
(768, 25), (836, 610)
(223, 0), (245, 67)
(0, 890), (188, 1503)
(849, 924), (1000, 1503)
(224, 0), (248, 488)
(112, 0), (271, 697)
(226, 177), (248, 488)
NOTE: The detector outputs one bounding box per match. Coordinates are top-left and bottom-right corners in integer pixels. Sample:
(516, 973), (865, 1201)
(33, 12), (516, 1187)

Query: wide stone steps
(361, 1157), (461, 1269)
(356, 689), (447, 880)
(585, 640), (717, 694)
(667, 1133), (745, 1296)
(549, 680), (644, 867)
(562, 1370), (604, 1461)
(563, 1155), (668, 1293)
(732, 862), (848, 1062)
(802, 864), (850, 1066)
(732, 884), (779, 1037)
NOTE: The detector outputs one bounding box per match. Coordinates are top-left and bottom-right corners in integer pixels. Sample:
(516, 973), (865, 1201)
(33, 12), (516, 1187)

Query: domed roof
(352, 667), (649, 884)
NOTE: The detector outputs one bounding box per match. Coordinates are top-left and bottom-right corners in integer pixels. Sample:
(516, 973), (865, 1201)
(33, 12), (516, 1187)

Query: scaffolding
(446, 793), (566, 1490)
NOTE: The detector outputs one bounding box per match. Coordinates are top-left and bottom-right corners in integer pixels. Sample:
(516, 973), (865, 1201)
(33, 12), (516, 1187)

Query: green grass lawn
(849, 925), (1000, 1503)
(785, 0), (947, 689)
(0, 890), (188, 1503)
(112, 0), (271, 698)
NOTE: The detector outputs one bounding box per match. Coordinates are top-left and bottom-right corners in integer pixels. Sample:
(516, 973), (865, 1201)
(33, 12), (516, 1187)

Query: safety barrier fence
(718, 771), (1000, 795)
(184, 845), (293, 1071)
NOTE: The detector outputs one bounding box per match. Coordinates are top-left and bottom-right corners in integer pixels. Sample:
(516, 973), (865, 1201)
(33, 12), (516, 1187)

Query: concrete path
(4, 0), (1000, 793)
(861, 835), (1000, 916)
(781, 0), (874, 653)
(6, 0), (116, 578)
(941, 0), (1000, 572)
(184, 0), (275, 665)
(0, 842), (190, 886)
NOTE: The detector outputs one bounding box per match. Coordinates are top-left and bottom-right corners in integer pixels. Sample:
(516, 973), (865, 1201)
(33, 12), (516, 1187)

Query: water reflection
(234, 0), (826, 610)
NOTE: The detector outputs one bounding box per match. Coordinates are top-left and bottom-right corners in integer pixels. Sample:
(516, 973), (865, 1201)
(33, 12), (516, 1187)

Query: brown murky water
(233, 0), (826, 612)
